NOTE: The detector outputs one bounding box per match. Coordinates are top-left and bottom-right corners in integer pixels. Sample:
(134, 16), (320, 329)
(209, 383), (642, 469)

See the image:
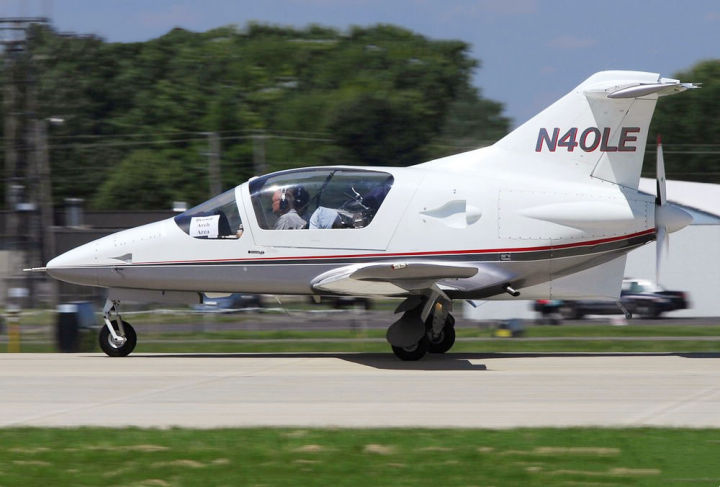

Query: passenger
(309, 206), (340, 229)
(272, 187), (307, 230)
(362, 179), (392, 219)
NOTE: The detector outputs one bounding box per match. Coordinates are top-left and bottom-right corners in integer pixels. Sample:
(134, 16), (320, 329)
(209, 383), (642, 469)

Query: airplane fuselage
(47, 148), (657, 301)
(42, 70), (697, 359)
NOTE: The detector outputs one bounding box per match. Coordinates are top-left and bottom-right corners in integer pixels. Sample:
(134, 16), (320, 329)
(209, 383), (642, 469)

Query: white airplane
(40, 70), (697, 360)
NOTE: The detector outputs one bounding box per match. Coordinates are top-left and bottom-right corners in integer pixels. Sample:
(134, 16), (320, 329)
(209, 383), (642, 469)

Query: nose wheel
(100, 299), (137, 357)
(99, 320), (137, 357)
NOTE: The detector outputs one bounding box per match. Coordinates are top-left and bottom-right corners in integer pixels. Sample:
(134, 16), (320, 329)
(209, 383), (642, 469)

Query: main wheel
(391, 336), (430, 361)
(99, 320), (137, 357)
(428, 315), (456, 353)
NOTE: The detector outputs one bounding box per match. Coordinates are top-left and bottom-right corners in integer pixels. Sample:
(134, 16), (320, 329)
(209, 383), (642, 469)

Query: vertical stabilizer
(494, 71), (698, 189)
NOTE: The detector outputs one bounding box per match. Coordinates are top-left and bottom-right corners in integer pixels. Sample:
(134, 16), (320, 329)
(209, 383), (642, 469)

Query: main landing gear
(99, 299), (137, 357)
(387, 296), (456, 361)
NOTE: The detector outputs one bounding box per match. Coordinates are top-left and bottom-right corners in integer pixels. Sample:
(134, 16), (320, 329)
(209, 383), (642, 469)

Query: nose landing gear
(99, 299), (137, 357)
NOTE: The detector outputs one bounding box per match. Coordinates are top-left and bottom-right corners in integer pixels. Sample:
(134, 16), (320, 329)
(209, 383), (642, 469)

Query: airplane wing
(310, 261), (506, 297)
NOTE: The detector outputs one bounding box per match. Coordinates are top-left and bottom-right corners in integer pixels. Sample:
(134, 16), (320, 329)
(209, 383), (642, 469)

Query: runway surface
(2, 353), (719, 428)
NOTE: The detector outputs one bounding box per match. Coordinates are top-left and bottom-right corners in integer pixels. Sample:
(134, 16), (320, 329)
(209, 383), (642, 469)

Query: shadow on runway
(129, 352), (488, 370)
(117, 351), (720, 370)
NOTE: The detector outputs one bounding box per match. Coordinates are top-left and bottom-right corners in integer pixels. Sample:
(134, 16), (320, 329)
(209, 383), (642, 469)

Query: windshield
(174, 187), (243, 239)
(249, 169), (393, 230)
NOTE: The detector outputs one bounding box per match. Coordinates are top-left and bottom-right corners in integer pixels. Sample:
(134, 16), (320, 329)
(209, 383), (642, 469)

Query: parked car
(194, 293), (263, 312)
(533, 278), (689, 320)
(308, 296), (373, 310)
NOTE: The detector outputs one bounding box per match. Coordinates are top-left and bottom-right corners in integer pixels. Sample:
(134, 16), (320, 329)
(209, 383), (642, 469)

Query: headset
(292, 186), (309, 214)
(279, 187), (290, 212)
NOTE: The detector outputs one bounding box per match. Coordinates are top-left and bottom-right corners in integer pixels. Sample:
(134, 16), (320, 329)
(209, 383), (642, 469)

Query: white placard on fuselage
(189, 215), (220, 238)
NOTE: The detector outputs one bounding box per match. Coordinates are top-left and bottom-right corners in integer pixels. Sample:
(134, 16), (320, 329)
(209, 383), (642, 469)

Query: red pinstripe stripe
(132, 228), (655, 266)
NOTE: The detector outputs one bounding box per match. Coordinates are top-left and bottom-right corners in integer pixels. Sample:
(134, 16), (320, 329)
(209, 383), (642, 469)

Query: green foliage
(328, 94), (430, 165)
(646, 59), (720, 183)
(14, 22), (509, 209)
(0, 427), (719, 486)
(92, 149), (207, 209)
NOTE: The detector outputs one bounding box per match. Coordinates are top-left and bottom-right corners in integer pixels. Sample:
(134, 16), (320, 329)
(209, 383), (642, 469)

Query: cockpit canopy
(174, 168), (394, 239)
(249, 168), (393, 230)
(174, 187), (243, 239)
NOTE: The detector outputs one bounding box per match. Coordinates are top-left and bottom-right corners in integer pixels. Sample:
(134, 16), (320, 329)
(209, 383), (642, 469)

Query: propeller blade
(655, 135), (667, 206)
(655, 134), (669, 285)
(655, 225), (668, 285)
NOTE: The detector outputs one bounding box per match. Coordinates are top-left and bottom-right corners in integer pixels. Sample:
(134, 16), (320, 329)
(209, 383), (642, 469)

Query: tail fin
(494, 71), (697, 189)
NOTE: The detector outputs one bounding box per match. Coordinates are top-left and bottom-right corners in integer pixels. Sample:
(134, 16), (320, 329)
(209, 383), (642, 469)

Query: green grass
(127, 339), (719, 355)
(509, 323), (720, 338)
(5, 309), (720, 354)
(149, 324), (720, 340)
(5, 323), (720, 354)
(1, 427), (718, 486)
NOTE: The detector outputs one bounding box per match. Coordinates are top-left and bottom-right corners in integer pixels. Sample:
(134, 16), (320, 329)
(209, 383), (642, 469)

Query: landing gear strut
(99, 299), (137, 357)
(387, 296), (455, 361)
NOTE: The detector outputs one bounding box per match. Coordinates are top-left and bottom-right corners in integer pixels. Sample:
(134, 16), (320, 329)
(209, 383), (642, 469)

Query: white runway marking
(1, 353), (719, 428)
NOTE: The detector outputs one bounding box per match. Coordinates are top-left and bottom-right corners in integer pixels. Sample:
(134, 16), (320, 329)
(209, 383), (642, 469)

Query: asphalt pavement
(2, 352), (719, 428)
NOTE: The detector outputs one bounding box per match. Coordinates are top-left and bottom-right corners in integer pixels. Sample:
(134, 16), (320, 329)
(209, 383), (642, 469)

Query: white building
(464, 178), (720, 320)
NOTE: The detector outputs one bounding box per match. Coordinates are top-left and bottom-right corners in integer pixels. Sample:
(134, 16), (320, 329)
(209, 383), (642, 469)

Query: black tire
(560, 305), (583, 320)
(391, 336), (430, 361)
(637, 303), (661, 319)
(428, 315), (456, 354)
(99, 320), (137, 357)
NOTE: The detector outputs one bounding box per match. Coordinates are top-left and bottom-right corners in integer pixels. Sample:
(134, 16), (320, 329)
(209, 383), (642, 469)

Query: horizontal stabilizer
(606, 81), (699, 99)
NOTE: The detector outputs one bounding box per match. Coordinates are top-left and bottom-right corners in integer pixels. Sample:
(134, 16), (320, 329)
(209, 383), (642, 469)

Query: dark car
(308, 296), (373, 310)
(533, 278), (689, 320)
(194, 293), (263, 312)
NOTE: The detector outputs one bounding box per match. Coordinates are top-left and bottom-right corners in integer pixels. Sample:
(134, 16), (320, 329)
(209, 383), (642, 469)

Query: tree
(328, 94), (430, 166)
(92, 149), (206, 209)
(646, 60), (720, 183)
(14, 22), (510, 209)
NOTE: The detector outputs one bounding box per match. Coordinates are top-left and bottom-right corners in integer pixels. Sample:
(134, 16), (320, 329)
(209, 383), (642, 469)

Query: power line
(45, 128), (334, 140)
(0, 132), (337, 152)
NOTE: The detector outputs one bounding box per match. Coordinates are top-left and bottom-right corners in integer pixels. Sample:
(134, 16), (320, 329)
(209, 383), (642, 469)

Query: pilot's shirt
(274, 209), (306, 230)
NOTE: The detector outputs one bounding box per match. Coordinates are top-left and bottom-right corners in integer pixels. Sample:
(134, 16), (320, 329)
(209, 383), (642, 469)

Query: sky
(4, 0), (719, 127)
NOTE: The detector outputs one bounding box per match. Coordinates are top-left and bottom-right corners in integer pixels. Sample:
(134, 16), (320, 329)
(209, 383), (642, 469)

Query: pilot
(272, 187), (307, 230)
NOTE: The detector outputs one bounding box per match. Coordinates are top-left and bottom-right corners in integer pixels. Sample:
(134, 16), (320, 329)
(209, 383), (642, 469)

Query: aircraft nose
(46, 241), (99, 286)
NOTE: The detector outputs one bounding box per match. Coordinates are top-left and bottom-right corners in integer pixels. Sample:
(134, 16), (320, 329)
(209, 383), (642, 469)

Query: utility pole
(1, 17), (50, 307)
(3, 56), (19, 241)
(35, 118), (57, 305)
(206, 131), (222, 197)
